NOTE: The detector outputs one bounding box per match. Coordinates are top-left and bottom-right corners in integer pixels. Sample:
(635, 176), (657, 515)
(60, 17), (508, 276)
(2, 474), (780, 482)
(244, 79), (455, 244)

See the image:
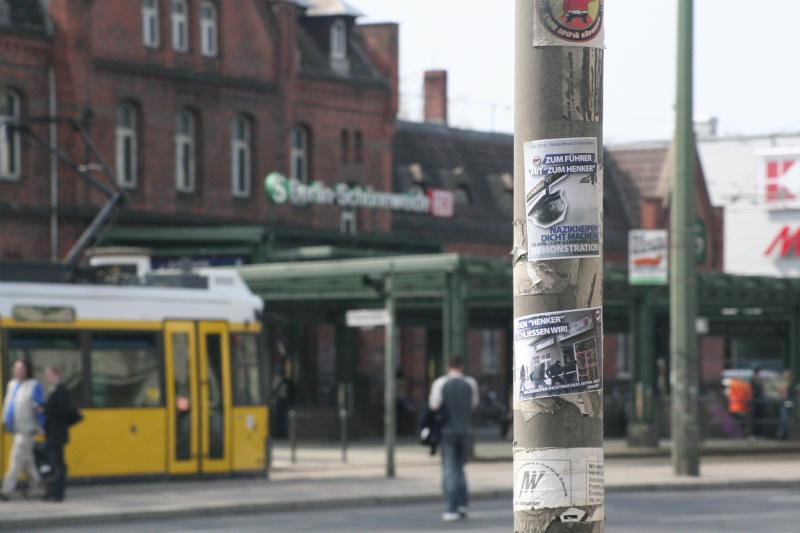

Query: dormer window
(330, 19), (347, 61)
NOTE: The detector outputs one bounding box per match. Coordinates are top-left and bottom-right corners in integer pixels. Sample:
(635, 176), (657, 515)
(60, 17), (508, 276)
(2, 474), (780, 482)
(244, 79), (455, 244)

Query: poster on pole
(533, 0), (605, 49)
(515, 307), (603, 401)
(524, 138), (601, 261)
(628, 229), (669, 285)
(513, 447), (604, 513)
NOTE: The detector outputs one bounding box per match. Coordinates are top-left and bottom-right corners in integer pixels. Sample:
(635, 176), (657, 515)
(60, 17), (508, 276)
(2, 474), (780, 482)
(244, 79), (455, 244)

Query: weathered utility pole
(384, 274), (397, 478)
(513, 1), (605, 531)
(670, 0), (700, 477)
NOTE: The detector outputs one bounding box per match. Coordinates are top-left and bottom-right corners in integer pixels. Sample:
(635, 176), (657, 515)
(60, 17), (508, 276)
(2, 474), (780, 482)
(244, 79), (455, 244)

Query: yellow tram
(0, 269), (268, 479)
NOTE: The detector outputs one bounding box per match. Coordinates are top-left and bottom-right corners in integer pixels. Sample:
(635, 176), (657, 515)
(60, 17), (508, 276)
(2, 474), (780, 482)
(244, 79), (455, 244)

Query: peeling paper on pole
(513, 447), (604, 513)
(533, 0), (605, 49)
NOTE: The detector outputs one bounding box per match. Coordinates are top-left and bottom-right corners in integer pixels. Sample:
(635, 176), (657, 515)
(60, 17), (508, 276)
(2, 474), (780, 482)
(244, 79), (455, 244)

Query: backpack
(417, 405), (444, 456)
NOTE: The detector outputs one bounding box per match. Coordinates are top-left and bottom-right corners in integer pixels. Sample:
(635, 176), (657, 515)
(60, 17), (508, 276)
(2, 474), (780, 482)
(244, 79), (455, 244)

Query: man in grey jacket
(1, 359), (45, 501)
(428, 355), (479, 522)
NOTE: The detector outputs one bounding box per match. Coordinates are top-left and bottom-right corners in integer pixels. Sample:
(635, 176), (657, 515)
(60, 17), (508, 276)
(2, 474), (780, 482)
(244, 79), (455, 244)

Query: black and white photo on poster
(524, 138), (600, 260)
(515, 307), (603, 401)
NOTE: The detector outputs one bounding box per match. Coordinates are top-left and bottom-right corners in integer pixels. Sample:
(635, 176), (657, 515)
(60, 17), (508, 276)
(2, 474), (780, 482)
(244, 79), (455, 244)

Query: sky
(353, 0), (800, 144)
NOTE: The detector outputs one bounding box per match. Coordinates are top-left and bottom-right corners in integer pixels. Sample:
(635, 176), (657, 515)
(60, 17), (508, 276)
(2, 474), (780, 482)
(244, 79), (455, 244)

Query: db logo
(429, 189), (454, 218)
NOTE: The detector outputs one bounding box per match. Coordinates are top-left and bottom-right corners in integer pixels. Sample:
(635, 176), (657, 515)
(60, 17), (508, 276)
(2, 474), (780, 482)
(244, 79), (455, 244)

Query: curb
(474, 446), (800, 462)
(2, 480), (799, 530)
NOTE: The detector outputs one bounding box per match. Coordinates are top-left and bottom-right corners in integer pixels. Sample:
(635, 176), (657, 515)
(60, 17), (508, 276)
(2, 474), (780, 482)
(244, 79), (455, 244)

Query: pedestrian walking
(428, 355), (478, 523)
(1, 359), (45, 501)
(41, 365), (79, 502)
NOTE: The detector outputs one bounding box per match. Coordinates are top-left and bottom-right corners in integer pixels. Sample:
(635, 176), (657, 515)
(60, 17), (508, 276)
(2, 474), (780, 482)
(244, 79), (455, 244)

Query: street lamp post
(670, 0), (700, 477)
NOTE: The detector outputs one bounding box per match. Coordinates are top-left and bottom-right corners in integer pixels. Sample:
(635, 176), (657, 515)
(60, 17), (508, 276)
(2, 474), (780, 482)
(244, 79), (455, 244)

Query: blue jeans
(441, 433), (470, 513)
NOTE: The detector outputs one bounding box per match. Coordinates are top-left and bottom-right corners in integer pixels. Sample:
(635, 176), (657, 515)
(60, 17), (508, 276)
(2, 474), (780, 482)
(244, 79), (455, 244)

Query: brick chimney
(424, 70), (448, 125)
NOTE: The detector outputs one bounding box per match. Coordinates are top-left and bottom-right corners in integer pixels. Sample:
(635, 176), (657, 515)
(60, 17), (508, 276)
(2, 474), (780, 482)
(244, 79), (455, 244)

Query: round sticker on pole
(534, 0), (604, 48)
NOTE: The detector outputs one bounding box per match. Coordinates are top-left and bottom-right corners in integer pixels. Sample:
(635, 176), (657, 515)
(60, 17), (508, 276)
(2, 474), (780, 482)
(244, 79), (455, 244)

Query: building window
(231, 114), (251, 197)
(330, 19), (347, 60)
(340, 208), (357, 235)
(142, 0), (160, 47)
(354, 130), (363, 164)
(171, 0), (188, 52)
(200, 1), (218, 57)
(615, 334), (632, 378)
(290, 126), (310, 183)
(481, 330), (499, 375)
(0, 1), (10, 25)
(115, 102), (138, 188)
(340, 129), (350, 164)
(0, 88), (20, 180)
(175, 109), (196, 192)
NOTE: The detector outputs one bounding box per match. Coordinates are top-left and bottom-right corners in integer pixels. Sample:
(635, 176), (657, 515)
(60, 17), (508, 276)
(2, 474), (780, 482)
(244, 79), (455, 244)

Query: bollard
(339, 408), (348, 463)
(289, 409), (297, 464)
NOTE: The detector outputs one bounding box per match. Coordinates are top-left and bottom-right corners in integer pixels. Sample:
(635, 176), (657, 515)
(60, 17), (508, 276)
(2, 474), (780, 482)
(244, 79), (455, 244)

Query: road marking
(657, 510), (798, 524)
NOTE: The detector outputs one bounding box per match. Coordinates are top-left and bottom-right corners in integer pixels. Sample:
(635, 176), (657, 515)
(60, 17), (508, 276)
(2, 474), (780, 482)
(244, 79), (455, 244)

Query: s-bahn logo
(765, 226), (800, 257)
(537, 0), (603, 44)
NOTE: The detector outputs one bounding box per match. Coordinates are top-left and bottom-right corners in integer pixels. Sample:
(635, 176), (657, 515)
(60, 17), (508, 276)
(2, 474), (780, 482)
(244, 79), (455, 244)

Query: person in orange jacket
(727, 378), (753, 429)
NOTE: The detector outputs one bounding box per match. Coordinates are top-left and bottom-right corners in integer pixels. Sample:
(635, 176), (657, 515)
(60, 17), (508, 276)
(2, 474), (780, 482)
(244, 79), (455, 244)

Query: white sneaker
(442, 512), (461, 522)
(457, 506), (469, 518)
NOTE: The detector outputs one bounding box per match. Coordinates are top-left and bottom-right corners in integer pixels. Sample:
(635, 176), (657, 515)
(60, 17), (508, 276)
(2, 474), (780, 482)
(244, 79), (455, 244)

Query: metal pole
(48, 67), (58, 262)
(339, 408), (348, 463)
(288, 409), (297, 464)
(671, 0), (700, 477)
(514, 1), (604, 530)
(384, 274), (397, 478)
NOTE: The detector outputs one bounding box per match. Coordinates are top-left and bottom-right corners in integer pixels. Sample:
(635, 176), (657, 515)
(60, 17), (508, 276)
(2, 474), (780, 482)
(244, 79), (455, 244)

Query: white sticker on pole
(533, 0), (605, 49)
(524, 138), (600, 261)
(513, 447), (604, 513)
(514, 307), (603, 402)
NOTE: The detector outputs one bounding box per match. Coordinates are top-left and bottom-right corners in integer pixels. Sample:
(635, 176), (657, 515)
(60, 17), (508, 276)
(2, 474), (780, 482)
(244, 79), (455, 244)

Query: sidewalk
(0, 441), (798, 530)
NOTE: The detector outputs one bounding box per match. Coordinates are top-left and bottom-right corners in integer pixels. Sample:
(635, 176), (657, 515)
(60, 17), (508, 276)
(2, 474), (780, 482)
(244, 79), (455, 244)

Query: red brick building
(1, 0), (399, 261)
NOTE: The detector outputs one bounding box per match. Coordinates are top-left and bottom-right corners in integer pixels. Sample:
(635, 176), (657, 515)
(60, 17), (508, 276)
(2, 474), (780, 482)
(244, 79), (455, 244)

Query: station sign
(264, 172), (454, 218)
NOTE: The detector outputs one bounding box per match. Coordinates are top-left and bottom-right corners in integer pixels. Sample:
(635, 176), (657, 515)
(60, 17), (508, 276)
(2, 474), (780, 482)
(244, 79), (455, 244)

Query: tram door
(165, 321), (233, 474)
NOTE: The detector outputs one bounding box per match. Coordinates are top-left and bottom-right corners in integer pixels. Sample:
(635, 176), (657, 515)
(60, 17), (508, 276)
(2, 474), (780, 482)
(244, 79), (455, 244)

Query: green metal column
(671, 0), (700, 476)
(442, 269), (468, 369)
(790, 309), (800, 439)
(628, 290), (658, 447)
(384, 275), (397, 478)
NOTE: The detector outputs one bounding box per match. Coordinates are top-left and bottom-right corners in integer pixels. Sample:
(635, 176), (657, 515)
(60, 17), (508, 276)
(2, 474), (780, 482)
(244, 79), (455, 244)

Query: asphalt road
(44, 488), (800, 532)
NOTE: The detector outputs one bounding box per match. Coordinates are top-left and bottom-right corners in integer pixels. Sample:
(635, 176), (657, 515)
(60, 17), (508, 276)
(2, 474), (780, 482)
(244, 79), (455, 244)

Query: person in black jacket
(41, 366), (72, 502)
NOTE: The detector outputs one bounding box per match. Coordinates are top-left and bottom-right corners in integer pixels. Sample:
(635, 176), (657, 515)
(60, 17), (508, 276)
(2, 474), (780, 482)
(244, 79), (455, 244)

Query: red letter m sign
(765, 226), (800, 257)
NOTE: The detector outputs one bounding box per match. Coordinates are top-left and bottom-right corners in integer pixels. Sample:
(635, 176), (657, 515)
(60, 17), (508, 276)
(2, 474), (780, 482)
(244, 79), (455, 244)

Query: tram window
(7, 332), (85, 407)
(231, 333), (263, 406)
(89, 333), (163, 408)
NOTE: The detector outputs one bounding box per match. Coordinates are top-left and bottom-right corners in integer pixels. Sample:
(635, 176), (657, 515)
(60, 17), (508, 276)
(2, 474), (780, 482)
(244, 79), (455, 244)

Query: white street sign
(346, 309), (391, 328)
